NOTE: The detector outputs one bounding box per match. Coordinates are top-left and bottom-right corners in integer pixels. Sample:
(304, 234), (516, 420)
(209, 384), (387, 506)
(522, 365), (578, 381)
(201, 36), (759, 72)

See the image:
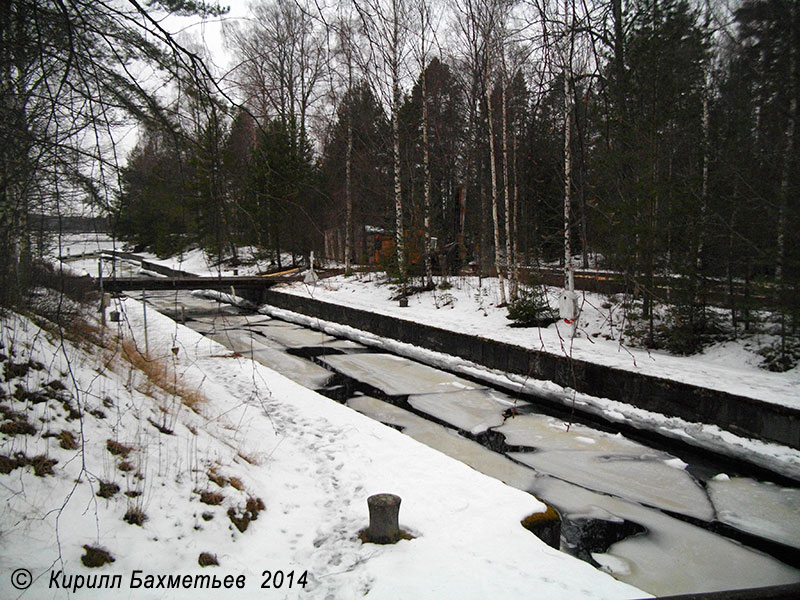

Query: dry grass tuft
(106, 439), (133, 457)
(97, 481), (120, 499)
(81, 545), (115, 568)
(30, 455), (57, 476)
(208, 468), (228, 488)
(118, 339), (205, 409)
(123, 506), (147, 526)
(0, 417), (36, 436)
(58, 430), (78, 449)
(227, 496), (265, 533)
(198, 490), (225, 505)
(0, 454), (17, 474)
(236, 451), (262, 465)
(198, 552), (219, 567)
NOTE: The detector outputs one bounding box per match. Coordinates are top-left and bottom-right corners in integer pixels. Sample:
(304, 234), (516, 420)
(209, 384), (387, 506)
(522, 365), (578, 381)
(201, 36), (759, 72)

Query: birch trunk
(563, 0), (574, 292)
(563, 68), (573, 291)
(345, 112), (353, 274)
(391, 0), (405, 282)
(421, 29), (434, 287)
(502, 82), (515, 300)
(486, 77), (507, 305)
(512, 133), (520, 295)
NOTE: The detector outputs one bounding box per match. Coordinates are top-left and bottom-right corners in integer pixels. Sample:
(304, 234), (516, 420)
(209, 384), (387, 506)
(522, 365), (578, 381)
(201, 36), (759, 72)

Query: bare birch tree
(226, 1), (326, 140)
(352, 0), (412, 283)
(416, 0), (436, 288)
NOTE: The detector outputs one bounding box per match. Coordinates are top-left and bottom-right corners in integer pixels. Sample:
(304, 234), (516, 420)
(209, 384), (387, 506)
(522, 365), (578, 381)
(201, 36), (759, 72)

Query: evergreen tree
(591, 0), (709, 346)
(250, 118), (318, 267)
(0, 0), (226, 307)
(117, 129), (194, 256)
(399, 58), (466, 275)
(321, 82), (392, 265)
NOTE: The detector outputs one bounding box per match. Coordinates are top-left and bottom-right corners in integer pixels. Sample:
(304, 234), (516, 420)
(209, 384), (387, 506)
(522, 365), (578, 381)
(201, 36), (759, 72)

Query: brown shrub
(123, 506), (147, 526)
(198, 553), (219, 567)
(97, 481), (120, 499)
(198, 490), (224, 506)
(81, 546), (115, 568)
(106, 439), (132, 457)
(58, 430), (78, 450)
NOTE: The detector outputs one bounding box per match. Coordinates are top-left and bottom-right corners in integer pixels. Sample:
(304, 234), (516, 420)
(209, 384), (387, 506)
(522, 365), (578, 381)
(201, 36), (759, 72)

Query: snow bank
(0, 301), (646, 599)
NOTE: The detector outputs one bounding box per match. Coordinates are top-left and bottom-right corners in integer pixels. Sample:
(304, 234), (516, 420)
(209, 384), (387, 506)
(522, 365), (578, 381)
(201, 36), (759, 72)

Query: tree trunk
(422, 59), (434, 287)
(486, 77), (507, 305)
(563, 72), (573, 291)
(776, 1), (796, 356)
(512, 127), (520, 297)
(345, 109), (353, 275)
(392, 6), (405, 283)
(777, 6), (796, 284)
(502, 82), (515, 300)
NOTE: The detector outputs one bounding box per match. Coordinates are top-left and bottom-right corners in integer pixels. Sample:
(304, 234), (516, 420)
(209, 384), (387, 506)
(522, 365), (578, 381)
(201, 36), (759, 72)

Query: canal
(134, 288), (800, 597)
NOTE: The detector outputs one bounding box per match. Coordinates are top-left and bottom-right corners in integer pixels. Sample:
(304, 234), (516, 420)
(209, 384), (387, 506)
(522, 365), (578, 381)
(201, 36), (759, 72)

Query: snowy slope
(0, 298), (646, 600)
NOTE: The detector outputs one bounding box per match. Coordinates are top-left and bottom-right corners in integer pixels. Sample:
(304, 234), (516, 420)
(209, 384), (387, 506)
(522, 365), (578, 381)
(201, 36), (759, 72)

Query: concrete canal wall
(262, 290), (800, 450)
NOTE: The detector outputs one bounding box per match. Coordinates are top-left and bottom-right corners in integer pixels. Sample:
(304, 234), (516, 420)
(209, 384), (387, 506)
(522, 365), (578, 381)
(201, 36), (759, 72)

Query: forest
(1, 0), (798, 365)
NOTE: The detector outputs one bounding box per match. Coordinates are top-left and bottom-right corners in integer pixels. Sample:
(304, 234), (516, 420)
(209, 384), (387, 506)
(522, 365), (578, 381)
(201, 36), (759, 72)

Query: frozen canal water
(137, 290), (800, 596)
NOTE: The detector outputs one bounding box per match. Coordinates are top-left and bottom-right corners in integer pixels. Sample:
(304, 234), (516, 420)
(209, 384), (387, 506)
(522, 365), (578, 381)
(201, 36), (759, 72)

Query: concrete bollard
(366, 493), (402, 544)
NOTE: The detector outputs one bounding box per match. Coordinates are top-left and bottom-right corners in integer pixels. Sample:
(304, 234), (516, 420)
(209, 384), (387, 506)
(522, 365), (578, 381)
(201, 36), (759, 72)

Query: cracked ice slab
(320, 352), (485, 396)
(533, 477), (800, 596)
(707, 476), (800, 549)
(408, 389), (525, 434)
(509, 448), (715, 521)
(346, 395), (539, 491)
(497, 413), (656, 453)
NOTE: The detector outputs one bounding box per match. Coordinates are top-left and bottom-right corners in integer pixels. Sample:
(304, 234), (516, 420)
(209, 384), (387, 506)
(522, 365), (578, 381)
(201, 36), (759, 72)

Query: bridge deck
(100, 275), (298, 293)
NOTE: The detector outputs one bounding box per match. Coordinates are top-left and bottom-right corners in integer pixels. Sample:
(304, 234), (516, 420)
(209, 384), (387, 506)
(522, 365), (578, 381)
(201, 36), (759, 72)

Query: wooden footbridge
(80, 251), (319, 304)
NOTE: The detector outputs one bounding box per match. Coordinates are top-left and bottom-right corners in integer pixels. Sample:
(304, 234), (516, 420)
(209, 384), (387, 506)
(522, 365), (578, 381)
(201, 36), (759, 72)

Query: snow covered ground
(0, 294), (647, 600)
(58, 235), (799, 410)
(275, 272), (800, 410)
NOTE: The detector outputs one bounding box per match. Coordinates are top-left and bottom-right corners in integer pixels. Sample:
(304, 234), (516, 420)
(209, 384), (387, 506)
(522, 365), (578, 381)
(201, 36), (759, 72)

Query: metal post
(98, 260), (105, 345)
(142, 289), (149, 357)
(366, 494), (402, 544)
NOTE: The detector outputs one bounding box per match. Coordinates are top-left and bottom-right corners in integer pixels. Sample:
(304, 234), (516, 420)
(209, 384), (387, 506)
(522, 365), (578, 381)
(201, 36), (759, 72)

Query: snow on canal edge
(0, 299), (647, 600)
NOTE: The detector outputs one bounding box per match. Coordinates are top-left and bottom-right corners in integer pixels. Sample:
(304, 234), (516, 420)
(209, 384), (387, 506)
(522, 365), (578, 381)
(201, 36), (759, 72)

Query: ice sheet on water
(345, 396), (540, 492)
(249, 323), (339, 347)
(510, 449), (714, 521)
(345, 397), (799, 596)
(205, 328), (278, 354)
(249, 347), (334, 389)
(498, 413), (655, 454)
(199, 328), (334, 388)
(532, 477), (800, 596)
(408, 389), (518, 434)
(321, 353), (485, 396)
(707, 477), (800, 549)
(138, 290), (241, 318)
